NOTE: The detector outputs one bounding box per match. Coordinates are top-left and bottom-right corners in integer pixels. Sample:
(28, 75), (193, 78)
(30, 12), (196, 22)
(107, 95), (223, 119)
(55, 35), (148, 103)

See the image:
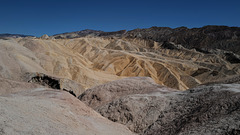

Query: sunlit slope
(1, 36), (239, 90)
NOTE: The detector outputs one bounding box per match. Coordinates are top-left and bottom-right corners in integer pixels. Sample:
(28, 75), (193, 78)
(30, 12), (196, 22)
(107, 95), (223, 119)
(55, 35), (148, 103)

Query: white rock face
(40, 34), (49, 39)
(0, 78), (134, 135)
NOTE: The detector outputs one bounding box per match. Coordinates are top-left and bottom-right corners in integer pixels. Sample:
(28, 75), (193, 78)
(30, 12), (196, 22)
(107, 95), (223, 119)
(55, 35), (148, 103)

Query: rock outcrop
(24, 72), (85, 97)
(79, 77), (176, 109)
(80, 77), (240, 134)
(40, 34), (49, 39)
(142, 84), (240, 135)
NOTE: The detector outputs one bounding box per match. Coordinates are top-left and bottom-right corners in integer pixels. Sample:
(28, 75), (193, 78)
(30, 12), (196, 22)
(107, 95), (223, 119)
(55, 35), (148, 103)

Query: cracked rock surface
(80, 77), (240, 135)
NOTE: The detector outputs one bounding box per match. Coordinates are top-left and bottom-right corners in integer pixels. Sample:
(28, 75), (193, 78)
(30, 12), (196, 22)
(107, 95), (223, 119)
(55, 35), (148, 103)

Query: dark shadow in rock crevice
(63, 89), (76, 97)
(26, 73), (84, 97)
(29, 75), (60, 89)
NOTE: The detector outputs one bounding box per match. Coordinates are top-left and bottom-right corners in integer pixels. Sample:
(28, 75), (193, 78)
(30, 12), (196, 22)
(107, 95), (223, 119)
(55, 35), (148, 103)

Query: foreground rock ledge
(79, 77), (240, 135)
(0, 78), (134, 135)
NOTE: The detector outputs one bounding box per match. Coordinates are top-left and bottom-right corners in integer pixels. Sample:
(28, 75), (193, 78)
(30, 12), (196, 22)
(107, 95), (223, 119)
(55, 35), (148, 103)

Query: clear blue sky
(0, 0), (239, 36)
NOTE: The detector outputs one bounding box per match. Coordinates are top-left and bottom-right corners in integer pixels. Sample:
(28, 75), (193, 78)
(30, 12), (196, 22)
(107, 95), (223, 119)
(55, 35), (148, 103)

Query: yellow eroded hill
(1, 37), (239, 90)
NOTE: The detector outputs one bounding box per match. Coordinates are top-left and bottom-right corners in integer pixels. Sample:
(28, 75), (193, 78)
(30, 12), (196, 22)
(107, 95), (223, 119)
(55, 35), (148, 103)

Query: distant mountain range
(52, 25), (240, 55)
(2, 25), (240, 55)
(0, 33), (34, 38)
(127, 25), (240, 55)
(52, 29), (127, 39)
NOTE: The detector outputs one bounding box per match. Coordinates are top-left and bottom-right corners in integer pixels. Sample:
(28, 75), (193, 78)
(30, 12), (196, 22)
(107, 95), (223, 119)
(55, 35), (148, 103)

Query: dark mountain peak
(174, 26), (188, 31)
(150, 26), (172, 29)
(202, 25), (234, 29)
(99, 30), (127, 37)
(126, 25), (240, 55)
(76, 29), (103, 33)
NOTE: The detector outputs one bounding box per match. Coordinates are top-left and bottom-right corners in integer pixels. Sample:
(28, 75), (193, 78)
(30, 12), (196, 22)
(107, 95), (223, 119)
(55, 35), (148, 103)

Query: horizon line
(1, 24), (239, 37)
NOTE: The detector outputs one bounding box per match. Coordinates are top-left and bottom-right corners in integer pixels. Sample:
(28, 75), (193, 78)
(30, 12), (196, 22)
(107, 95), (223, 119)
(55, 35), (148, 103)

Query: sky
(0, 0), (239, 37)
